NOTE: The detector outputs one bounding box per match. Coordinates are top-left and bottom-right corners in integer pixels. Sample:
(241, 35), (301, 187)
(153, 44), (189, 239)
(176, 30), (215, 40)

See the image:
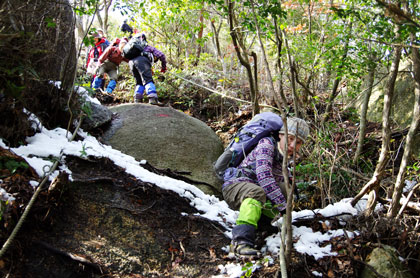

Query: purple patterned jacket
(144, 45), (167, 71)
(223, 137), (287, 211)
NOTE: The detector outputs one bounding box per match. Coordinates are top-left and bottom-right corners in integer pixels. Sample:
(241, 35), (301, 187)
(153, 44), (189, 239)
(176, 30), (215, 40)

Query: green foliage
(406, 161), (420, 178)
(295, 162), (318, 181)
(0, 158), (29, 176)
(73, 0), (100, 15)
(79, 143), (92, 158)
(81, 100), (93, 119)
(241, 261), (254, 278)
(342, 107), (359, 123)
(44, 17), (56, 28)
(240, 256), (272, 278)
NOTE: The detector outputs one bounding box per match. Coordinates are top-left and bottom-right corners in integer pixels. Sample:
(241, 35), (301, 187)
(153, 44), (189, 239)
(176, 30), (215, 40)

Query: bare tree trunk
(96, 10), (103, 29)
(210, 19), (227, 75)
(194, 10), (204, 66)
(282, 30), (301, 117)
(75, 16), (86, 47)
(227, 0), (259, 115)
(273, 19), (285, 108)
(95, 0), (112, 34)
(351, 26), (402, 211)
(102, 0), (112, 34)
(388, 29), (420, 218)
(354, 58), (377, 163)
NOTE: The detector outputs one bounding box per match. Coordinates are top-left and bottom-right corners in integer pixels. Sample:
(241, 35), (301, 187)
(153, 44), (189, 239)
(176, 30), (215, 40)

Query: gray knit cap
(279, 117), (309, 141)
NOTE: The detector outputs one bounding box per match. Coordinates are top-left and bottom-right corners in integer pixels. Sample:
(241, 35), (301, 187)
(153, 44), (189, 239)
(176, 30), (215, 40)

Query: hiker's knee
(223, 182), (266, 210)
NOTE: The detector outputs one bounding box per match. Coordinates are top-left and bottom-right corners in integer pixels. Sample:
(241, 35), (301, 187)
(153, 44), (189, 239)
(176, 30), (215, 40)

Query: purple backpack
(213, 112), (283, 180)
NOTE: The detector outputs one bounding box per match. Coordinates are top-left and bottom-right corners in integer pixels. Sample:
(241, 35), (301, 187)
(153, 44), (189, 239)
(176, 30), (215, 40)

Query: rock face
(103, 104), (224, 196)
(0, 0), (77, 145)
(361, 245), (413, 278)
(3, 156), (230, 278)
(81, 102), (113, 131)
(353, 61), (420, 156)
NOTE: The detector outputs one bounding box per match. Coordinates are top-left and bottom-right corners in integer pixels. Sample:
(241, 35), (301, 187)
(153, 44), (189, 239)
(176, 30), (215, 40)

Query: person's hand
(271, 212), (283, 226)
(161, 68), (167, 73)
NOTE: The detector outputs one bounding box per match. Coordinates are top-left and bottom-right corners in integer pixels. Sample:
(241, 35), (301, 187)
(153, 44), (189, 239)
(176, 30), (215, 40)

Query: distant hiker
(92, 38), (129, 94)
(122, 34), (167, 105)
(97, 28), (110, 47)
(86, 32), (109, 89)
(221, 116), (309, 257)
(120, 19), (133, 38)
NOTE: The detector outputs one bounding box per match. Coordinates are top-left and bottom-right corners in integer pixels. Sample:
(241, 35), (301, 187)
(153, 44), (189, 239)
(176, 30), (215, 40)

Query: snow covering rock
(102, 103), (224, 196)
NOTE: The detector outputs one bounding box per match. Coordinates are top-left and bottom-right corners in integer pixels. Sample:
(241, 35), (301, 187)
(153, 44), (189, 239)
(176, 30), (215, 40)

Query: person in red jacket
(86, 33), (108, 71)
(86, 33), (109, 90)
(92, 38), (129, 93)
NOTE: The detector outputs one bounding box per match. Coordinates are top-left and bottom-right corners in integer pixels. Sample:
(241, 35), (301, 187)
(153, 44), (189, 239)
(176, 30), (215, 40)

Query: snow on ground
(0, 108), (381, 278)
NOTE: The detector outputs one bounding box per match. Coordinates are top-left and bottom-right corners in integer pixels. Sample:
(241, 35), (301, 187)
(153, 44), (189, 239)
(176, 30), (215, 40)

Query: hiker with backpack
(120, 19), (134, 38)
(97, 29), (110, 47)
(122, 33), (167, 105)
(86, 32), (109, 89)
(214, 113), (309, 257)
(92, 38), (129, 94)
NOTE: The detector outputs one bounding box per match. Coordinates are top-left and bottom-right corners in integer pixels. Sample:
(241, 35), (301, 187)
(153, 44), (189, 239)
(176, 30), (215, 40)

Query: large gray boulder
(353, 60), (420, 156)
(103, 104), (224, 196)
(82, 102), (113, 131)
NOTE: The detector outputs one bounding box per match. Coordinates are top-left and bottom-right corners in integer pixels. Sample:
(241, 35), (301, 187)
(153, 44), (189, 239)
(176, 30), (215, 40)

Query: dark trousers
(129, 56), (153, 86)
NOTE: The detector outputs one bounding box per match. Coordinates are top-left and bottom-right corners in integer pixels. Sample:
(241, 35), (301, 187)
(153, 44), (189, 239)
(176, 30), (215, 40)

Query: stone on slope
(103, 103), (224, 196)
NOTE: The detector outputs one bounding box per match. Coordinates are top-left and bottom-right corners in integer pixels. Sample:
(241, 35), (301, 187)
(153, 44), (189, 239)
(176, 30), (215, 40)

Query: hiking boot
(229, 243), (260, 258)
(94, 88), (105, 95)
(148, 97), (158, 105)
(148, 97), (163, 106)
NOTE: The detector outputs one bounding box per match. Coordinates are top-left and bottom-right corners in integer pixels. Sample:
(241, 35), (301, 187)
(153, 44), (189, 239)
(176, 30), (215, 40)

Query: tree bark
(282, 30), (301, 117)
(227, 0), (259, 115)
(194, 10), (204, 66)
(273, 19), (285, 109)
(210, 18), (227, 75)
(388, 27), (420, 218)
(353, 57), (377, 163)
(351, 26), (402, 211)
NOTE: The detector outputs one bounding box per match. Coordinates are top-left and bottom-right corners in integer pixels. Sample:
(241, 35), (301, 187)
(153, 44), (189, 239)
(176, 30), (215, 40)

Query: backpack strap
(93, 46), (99, 58)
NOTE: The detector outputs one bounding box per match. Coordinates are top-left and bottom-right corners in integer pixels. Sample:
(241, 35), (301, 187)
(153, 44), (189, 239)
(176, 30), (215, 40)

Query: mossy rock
(103, 103), (224, 197)
(361, 245), (413, 278)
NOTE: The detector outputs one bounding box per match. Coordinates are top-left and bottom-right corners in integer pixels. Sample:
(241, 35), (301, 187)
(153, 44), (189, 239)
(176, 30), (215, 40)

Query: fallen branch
(378, 196), (420, 214)
(397, 183), (420, 217)
(337, 166), (371, 181)
(34, 240), (104, 274)
(292, 212), (354, 226)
